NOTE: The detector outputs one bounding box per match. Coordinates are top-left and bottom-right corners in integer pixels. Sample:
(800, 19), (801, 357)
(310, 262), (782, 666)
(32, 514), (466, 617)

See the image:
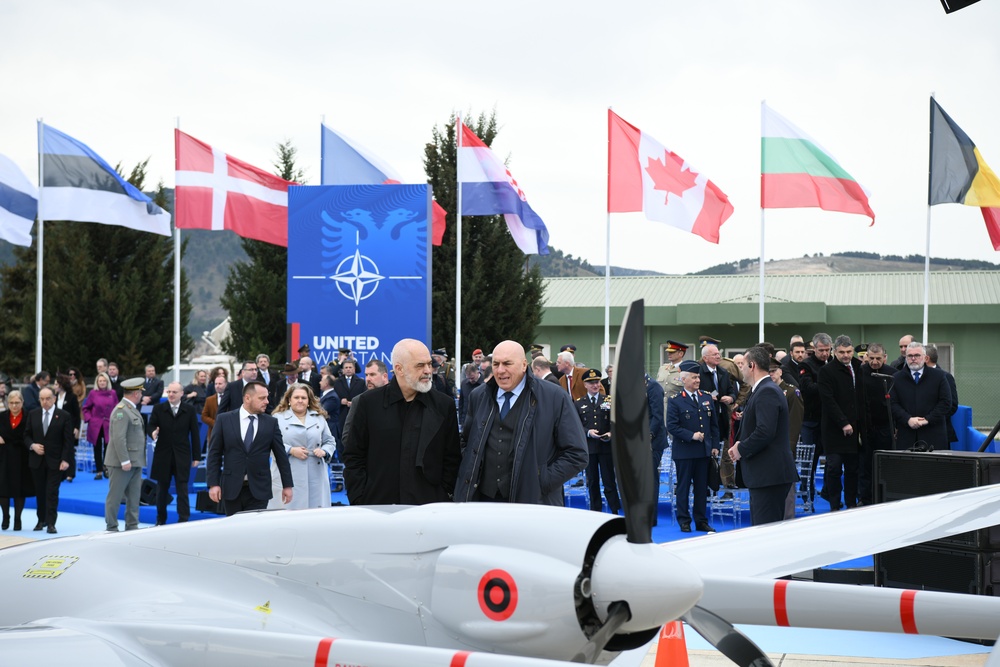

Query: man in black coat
(318, 373), (341, 456)
(140, 365), (164, 408)
(925, 344), (959, 446)
(333, 358), (366, 442)
(860, 343), (894, 505)
(800, 333), (831, 501)
(24, 387), (75, 533)
(890, 342), (953, 451)
(219, 360), (259, 414)
(343, 339), (461, 505)
(728, 346), (798, 526)
(147, 382), (201, 525)
(817, 335), (867, 511)
(699, 344), (736, 447)
(889, 334), (914, 371)
(207, 381), (293, 515)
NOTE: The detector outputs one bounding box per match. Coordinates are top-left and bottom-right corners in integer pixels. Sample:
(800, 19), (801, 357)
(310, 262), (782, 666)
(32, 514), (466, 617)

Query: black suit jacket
(298, 371), (322, 396)
(218, 379), (249, 414)
(319, 390), (341, 441)
(817, 358), (867, 455)
(147, 402), (201, 484)
(699, 363), (736, 441)
(24, 407), (76, 471)
(142, 377), (164, 404)
(735, 378), (797, 488)
(206, 410), (293, 501)
(890, 366), (953, 450)
(108, 376), (125, 401)
(333, 375), (367, 435)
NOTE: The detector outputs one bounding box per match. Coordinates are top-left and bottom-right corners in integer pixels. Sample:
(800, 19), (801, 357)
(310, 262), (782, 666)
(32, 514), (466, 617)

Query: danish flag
(174, 129), (296, 246)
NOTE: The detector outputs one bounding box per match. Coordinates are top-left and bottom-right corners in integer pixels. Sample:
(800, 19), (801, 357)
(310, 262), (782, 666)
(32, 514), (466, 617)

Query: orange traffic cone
(654, 621), (689, 667)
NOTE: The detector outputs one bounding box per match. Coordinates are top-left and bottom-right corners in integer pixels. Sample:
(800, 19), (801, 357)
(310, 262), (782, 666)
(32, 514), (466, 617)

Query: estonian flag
(0, 153), (38, 247)
(39, 123), (171, 236)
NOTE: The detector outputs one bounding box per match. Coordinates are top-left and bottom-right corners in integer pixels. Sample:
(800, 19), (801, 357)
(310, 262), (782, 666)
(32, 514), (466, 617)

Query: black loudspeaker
(876, 544), (1000, 597)
(874, 450), (1000, 550)
(140, 479), (172, 506)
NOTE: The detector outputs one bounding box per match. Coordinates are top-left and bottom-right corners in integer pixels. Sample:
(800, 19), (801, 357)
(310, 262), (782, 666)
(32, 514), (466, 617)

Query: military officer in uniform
(104, 378), (148, 532)
(666, 360), (719, 533)
(575, 369), (620, 514)
(656, 340), (687, 416)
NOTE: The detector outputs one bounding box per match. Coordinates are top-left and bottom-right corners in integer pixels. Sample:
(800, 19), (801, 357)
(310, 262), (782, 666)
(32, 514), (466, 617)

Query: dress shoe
(33, 521), (44, 531)
(679, 522), (692, 533)
(13, 518), (21, 531)
(1, 517), (9, 530)
(94, 472), (103, 480)
(696, 521), (717, 533)
(46, 525), (57, 534)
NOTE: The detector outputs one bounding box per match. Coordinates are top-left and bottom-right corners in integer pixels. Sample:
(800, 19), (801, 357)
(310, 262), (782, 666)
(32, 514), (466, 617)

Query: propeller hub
(590, 537), (703, 633)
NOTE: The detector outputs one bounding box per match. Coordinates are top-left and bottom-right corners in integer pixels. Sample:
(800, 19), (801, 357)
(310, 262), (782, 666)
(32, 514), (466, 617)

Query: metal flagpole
(923, 94), (935, 344)
(455, 114), (463, 373)
(173, 118), (182, 382)
(35, 120), (45, 374)
(603, 107), (611, 370)
(758, 101), (765, 343)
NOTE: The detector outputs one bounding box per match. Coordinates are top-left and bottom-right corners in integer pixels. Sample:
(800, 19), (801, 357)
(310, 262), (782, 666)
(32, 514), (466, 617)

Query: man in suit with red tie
(207, 381), (293, 515)
(557, 351), (604, 401)
(25, 387), (75, 533)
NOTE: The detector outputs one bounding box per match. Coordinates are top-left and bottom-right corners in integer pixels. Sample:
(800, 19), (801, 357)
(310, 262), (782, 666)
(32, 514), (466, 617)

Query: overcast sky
(2, 0), (999, 274)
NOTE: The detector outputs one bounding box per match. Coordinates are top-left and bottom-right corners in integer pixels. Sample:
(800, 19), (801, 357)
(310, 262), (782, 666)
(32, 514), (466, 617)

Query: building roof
(542, 272), (1000, 308)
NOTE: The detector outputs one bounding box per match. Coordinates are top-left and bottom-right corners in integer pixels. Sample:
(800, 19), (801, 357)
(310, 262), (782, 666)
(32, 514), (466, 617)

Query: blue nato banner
(287, 184), (431, 368)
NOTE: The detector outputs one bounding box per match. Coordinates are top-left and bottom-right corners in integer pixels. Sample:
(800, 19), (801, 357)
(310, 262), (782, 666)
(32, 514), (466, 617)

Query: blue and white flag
(0, 154), (38, 247)
(457, 121), (549, 255)
(39, 123), (171, 236)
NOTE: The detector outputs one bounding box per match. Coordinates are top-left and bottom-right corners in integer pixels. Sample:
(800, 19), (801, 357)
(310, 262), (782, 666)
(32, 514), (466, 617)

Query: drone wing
(664, 483), (1000, 579)
(0, 618), (584, 667)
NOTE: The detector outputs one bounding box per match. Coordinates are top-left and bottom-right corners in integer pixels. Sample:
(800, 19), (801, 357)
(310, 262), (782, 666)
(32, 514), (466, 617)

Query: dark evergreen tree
(220, 140), (304, 363)
(0, 160), (193, 377)
(424, 111), (544, 362)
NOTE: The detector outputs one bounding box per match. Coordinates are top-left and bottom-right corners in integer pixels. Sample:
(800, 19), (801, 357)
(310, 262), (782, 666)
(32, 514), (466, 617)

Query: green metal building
(536, 272), (1000, 428)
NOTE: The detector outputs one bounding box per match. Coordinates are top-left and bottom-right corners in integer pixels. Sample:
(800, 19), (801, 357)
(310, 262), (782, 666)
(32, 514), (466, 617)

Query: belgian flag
(929, 98), (1000, 208)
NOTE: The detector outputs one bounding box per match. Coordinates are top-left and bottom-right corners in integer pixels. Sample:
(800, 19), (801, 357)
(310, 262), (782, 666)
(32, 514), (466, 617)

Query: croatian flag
(0, 153), (37, 247)
(174, 129), (295, 247)
(321, 124), (447, 246)
(39, 124), (171, 236)
(457, 122), (550, 255)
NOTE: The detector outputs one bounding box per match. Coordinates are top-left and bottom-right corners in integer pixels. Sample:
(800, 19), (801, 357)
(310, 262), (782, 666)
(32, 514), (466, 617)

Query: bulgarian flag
(761, 103), (875, 224)
(608, 110), (733, 244)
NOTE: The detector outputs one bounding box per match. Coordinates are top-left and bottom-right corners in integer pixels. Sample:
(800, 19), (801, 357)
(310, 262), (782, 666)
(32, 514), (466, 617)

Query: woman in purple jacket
(82, 372), (118, 479)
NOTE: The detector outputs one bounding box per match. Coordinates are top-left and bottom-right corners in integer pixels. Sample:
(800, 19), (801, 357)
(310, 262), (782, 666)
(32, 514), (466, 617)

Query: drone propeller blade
(682, 605), (774, 667)
(571, 601), (631, 663)
(611, 298), (655, 544)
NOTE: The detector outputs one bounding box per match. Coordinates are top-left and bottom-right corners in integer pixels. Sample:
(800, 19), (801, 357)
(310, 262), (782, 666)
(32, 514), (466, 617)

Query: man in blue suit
(207, 381), (294, 515)
(728, 346), (798, 526)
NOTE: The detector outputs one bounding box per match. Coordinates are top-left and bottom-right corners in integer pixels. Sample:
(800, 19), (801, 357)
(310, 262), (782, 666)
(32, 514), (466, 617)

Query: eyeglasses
(905, 353), (924, 359)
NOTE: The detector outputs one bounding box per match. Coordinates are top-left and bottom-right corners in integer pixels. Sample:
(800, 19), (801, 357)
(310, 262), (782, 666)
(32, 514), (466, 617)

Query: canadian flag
(174, 129), (296, 246)
(607, 110), (733, 244)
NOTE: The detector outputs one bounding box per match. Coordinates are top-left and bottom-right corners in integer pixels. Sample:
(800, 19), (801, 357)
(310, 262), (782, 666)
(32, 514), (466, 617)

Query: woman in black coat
(0, 390), (35, 530)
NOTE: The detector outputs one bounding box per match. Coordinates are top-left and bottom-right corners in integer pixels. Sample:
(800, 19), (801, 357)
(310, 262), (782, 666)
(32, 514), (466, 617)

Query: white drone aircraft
(1, 301), (999, 667)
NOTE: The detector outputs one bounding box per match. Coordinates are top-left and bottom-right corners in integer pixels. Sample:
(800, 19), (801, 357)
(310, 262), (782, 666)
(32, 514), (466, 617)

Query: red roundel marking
(478, 569), (518, 621)
(900, 589), (919, 634)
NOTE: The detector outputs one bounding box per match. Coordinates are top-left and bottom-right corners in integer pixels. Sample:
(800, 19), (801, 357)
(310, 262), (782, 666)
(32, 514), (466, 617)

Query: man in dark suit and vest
(207, 381), (293, 515)
(728, 346), (798, 526)
(25, 387), (75, 533)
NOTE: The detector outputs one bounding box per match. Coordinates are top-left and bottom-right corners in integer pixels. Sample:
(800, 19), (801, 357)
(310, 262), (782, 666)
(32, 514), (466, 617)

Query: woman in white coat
(268, 383), (336, 509)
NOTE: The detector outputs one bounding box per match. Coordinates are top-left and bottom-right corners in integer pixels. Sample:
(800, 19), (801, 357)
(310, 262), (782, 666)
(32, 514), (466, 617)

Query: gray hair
(833, 335), (853, 349)
(812, 333), (832, 347)
(925, 344), (939, 364)
(557, 351), (575, 365)
(867, 343), (885, 355)
(907, 341), (925, 354)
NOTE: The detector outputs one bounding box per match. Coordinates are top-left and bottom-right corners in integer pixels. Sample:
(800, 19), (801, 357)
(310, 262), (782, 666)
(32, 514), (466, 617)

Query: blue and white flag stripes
(457, 121), (550, 255)
(0, 154), (38, 247)
(39, 123), (171, 236)
(321, 124), (402, 186)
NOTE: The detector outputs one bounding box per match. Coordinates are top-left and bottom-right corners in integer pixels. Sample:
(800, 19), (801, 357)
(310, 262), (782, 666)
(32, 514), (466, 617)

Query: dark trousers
(585, 444), (620, 514)
(31, 465), (62, 527)
(156, 458), (191, 524)
(674, 457), (710, 524)
(225, 483), (268, 516)
(863, 424), (893, 504)
(824, 451), (859, 510)
(749, 482), (791, 526)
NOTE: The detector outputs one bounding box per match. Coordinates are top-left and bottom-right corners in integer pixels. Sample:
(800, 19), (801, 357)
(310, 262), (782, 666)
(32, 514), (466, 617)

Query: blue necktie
(244, 416), (255, 451)
(500, 391), (513, 420)
(913, 371), (920, 384)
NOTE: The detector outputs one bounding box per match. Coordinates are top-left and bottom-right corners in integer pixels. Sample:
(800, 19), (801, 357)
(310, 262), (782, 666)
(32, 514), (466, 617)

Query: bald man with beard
(343, 339), (461, 505)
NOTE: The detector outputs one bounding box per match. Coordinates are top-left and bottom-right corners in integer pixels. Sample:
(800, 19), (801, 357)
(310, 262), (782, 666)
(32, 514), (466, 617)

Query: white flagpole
(35, 120), (45, 374)
(923, 93), (935, 344)
(758, 101), (766, 343)
(173, 117), (182, 382)
(455, 114), (463, 374)
(603, 107), (611, 371)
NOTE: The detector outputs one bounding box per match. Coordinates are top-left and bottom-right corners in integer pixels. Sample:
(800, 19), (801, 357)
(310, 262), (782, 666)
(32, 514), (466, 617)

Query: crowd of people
(0, 331), (958, 532)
